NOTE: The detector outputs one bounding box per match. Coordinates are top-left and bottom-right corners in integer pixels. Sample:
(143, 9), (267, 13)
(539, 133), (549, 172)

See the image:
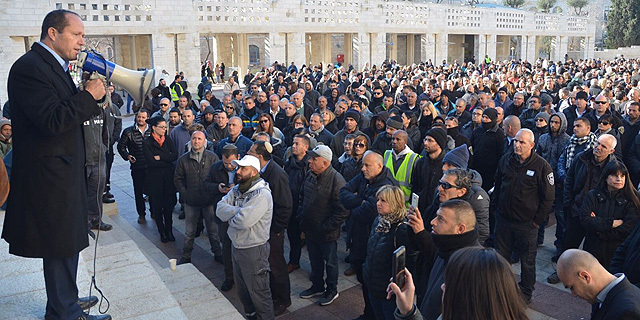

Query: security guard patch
(547, 172), (554, 186)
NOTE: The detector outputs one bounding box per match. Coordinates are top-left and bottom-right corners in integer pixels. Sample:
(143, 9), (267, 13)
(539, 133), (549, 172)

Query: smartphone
(392, 246), (406, 288)
(411, 193), (419, 209)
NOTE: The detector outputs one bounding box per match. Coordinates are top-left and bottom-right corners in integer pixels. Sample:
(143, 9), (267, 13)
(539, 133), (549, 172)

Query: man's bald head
(362, 151), (384, 180)
(557, 249), (616, 304)
(503, 115), (521, 138)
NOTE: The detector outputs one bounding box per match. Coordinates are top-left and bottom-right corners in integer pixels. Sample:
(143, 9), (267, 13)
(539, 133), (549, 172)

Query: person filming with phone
(400, 199), (480, 320)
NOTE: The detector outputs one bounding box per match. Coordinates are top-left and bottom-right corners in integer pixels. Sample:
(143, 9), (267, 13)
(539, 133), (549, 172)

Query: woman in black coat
(143, 116), (178, 242)
(363, 185), (409, 320)
(580, 161), (640, 268)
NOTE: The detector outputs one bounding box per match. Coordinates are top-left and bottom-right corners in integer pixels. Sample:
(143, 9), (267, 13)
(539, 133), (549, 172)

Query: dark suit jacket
(2, 43), (101, 258)
(592, 277), (640, 320)
(261, 160), (293, 234)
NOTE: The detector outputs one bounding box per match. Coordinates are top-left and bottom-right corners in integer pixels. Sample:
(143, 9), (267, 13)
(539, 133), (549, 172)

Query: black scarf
(431, 229), (479, 261)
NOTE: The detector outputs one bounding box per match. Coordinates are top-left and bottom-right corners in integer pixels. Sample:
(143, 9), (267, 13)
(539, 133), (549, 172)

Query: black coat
(2, 43), (102, 258)
(339, 168), (398, 262)
(611, 223), (640, 285)
(564, 151), (617, 216)
(591, 277), (640, 320)
(203, 160), (234, 223)
(580, 187), (640, 267)
(412, 151), (445, 214)
(261, 160), (293, 234)
(470, 124), (505, 191)
(363, 218), (409, 299)
(284, 154), (309, 222)
(142, 136), (178, 197)
(299, 166), (349, 242)
(174, 150), (219, 207)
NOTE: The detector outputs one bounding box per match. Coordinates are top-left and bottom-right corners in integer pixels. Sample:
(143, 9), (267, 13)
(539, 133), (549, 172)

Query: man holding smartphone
(117, 110), (151, 223)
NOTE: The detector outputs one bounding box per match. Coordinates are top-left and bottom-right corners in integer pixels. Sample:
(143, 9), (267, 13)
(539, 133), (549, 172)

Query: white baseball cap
(232, 155), (261, 171)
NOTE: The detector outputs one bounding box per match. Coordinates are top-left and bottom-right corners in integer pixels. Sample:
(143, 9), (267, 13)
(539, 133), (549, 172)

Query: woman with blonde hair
(362, 185), (410, 320)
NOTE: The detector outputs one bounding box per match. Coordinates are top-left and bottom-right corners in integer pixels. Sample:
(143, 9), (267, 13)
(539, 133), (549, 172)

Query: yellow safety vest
(170, 83), (183, 102)
(384, 150), (419, 201)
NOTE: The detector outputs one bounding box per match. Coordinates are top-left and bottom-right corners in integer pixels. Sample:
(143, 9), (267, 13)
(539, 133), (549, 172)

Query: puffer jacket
(537, 112), (571, 177)
(580, 186), (640, 267)
(117, 125), (151, 169)
(216, 178), (273, 249)
(363, 217), (409, 299)
(340, 156), (363, 183)
(339, 168), (398, 262)
(174, 150), (219, 207)
(563, 150), (617, 216)
(299, 166), (349, 242)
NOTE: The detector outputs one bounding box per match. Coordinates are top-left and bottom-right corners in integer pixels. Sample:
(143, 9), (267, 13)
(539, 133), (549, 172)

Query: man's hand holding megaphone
(83, 76), (106, 102)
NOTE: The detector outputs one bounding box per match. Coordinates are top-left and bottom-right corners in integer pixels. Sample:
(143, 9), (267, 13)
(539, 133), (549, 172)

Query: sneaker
(318, 291), (339, 306)
(245, 312), (257, 320)
(300, 286), (325, 299)
(343, 267), (355, 276)
(221, 279), (234, 292)
(547, 271), (560, 284)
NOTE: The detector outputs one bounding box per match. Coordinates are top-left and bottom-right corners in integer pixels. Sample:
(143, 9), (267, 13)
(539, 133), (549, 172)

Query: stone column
(420, 34), (428, 62)
(407, 34), (415, 65)
(435, 33), (448, 64)
(344, 33), (353, 67)
(387, 33), (398, 61)
(520, 35), (528, 61)
(425, 33), (436, 62)
(487, 34), (497, 62)
(286, 32), (306, 67)
(584, 36), (595, 59)
(322, 33), (332, 67)
(370, 33), (386, 66)
(527, 35), (537, 61)
(558, 35), (569, 61)
(236, 33), (249, 79)
(266, 32), (286, 66)
(352, 32), (371, 70)
(215, 34), (234, 70)
(176, 32), (201, 86)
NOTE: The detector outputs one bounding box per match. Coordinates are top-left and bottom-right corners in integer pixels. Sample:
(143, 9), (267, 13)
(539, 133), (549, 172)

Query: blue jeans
(368, 292), (396, 320)
(307, 239), (338, 293)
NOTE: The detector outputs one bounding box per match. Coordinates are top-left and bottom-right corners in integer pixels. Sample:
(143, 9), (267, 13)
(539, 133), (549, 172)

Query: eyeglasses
(354, 143), (366, 148)
(160, 103), (169, 106)
(439, 181), (460, 190)
(600, 121), (610, 125)
(594, 101), (607, 105)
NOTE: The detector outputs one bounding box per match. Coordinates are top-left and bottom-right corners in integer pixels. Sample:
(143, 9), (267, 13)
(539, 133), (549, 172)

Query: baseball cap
(232, 155), (261, 171)
(307, 145), (333, 162)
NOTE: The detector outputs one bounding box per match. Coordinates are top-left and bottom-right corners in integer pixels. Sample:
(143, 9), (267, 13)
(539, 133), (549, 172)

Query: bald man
(558, 249), (640, 320)
(492, 128), (554, 304)
(174, 131), (221, 265)
(502, 115), (521, 156)
(339, 151), (398, 318)
(383, 130), (420, 201)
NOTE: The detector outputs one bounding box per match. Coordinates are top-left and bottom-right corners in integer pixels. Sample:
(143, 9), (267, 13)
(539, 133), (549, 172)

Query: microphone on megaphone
(76, 50), (155, 107)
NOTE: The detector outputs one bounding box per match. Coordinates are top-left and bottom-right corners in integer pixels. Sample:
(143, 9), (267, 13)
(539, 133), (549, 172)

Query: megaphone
(76, 51), (155, 107)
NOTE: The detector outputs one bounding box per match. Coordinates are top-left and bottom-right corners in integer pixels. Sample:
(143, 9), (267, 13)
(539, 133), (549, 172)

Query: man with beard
(170, 108), (195, 156)
(505, 92), (527, 117)
(371, 116), (405, 153)
(447, 98), (471, 127)
(308, 113), (334, 146)
(330, 110), (364, 163)
(217, 155), (274, 319)
(168, 108), (182, 134)
(470, 108), (505, 191)
(155, 78), (171, 100)
(412, 128), (446, 213)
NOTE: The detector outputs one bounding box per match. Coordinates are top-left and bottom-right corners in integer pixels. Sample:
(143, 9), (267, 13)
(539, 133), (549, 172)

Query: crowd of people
(101, 55), (640, 320)
(4, 11), (640, 318)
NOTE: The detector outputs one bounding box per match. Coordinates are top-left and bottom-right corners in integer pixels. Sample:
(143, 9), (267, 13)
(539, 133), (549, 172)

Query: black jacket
(339, 168), (398, 262)
(340, 156), (363, 183)
(203, 160), (234, 223)
(363, 218), (409, 299)
(412, 151), (445, 214)
(590, 277), (640, 320)
(470, 124), (505, 190)
(492, 152), (555, 226)
(580, 187), (640, 267)
(299, 166), (349, 242)
(142, 136), (178, 197)
(564, 150), (617, 216)
(2, 42), (101, 258)
(562, 105), (589, 135)
(310, 127), (334, 147)
(611, 223), (640, 285)
(284, 154), (309, 222)
(261, 160), (293, 234)
(174, 150), (219, 207)
(118, 125), (151, 169)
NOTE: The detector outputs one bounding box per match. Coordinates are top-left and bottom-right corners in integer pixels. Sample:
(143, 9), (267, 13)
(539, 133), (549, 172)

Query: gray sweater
(216, 178), (273, 249)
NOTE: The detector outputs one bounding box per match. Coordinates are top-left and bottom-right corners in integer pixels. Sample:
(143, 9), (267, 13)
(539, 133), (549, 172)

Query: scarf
(375, 214), (404, 233)
(565, 132), (597, 169)
(309, 125), (325, 137)
(238, 174), (261, 193)
(431, 229), (479, 261)
(152, 132), (165, 147)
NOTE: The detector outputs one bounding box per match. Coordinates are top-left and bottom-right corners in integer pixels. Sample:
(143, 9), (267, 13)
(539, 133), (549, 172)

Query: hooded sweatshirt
(536, 112), (571, 175)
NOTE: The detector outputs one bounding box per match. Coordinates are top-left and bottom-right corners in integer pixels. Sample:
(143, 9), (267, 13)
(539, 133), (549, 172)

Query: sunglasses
(160, 103), (169, 106)
(439, 181), (460, 190)
(374, 91), (383, 95)
(260, 119), (270, 123)
(536, 118), (546, 122)
(600, 121), (610, 125)
(594, 101), (607, 104)
(354, 143), (366, 148)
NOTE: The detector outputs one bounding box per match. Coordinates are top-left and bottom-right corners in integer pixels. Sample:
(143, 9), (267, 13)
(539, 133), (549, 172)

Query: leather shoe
(104, 191), (114, 199)
(221, 279), (234, 291)
(90, 222), (113, 231)
(102, 196), (115, 204)
(77, 313), (111, 320)
(137, 216), (146, 224)
(166, 230), (176, 242)
(77, 296), (98, 310)
(274, 302), (291, 316)
(287, 263), (300, 273)
(178, 257), (191, 265)
(160, 232), (168, 243)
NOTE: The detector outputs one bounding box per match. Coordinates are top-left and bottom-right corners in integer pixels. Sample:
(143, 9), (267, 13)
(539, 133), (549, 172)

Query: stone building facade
(0, 0), (596, 102)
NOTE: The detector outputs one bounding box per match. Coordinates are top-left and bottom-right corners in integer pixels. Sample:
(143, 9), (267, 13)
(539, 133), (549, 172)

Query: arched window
(249, 45), (260, 65)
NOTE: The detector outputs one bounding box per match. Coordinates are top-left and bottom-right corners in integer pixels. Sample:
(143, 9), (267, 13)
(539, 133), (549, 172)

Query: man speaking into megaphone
(2, 9), (111, 320)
